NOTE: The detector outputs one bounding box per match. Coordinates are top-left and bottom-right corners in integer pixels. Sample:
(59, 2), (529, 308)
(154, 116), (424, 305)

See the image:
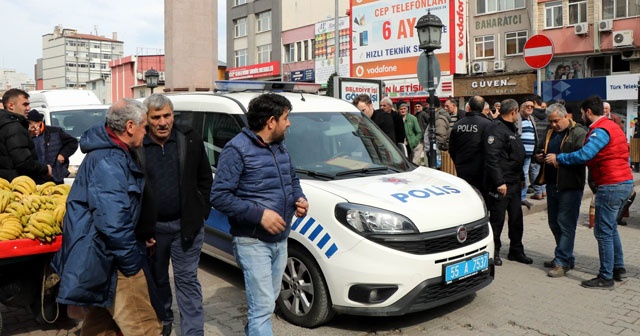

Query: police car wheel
(276, 243), (335, 328)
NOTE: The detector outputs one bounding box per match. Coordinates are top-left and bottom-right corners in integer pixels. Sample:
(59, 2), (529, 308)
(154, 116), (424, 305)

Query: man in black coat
(484, 98), (533, 266)
(449, 96), (492, 195)
(353, 94), (395, 142)
(0, 89), (51, 181)
(27, 109), (78, 184)
(140, 94), (213, 336)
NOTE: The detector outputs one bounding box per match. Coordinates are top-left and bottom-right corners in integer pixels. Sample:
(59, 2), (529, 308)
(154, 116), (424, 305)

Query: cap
(27, 109), (44, 122)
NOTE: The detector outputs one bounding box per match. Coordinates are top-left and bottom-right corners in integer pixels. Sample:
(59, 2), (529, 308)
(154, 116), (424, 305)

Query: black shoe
(507, 253), (533, 264)
(162, 324), (172, 336)
(581, 276), (614, 289)
(527, 186), (534, 194)
(521, 200), (532, 210)
(618, 220), (628, 226)
(613, 268), (627, 282)
(494, 255), (502, 266)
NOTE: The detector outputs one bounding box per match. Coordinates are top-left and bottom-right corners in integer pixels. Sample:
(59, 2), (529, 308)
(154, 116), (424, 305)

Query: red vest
(586, 117), (633, 186)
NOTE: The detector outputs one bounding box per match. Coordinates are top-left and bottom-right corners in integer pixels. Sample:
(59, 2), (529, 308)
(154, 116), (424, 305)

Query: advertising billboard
(350, 0), (467, 80)
(315, 16), (351, 85)
(335, 77), (384, 109)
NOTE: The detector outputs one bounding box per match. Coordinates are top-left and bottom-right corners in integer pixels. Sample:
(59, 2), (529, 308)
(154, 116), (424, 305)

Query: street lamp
(415, 10), (444, 168)
(145, 68), (160, 94)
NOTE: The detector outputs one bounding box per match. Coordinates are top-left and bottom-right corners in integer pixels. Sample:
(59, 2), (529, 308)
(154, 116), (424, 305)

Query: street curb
(522, 171), (640, 215)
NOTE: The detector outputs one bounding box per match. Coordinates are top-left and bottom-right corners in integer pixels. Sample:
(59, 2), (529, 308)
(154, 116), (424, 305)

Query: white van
(166, 81), (495, 328)
(29, 90), (109, 177)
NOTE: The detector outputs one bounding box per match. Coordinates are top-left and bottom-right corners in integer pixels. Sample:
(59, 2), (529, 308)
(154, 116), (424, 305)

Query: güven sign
(523, 35), (554, 69)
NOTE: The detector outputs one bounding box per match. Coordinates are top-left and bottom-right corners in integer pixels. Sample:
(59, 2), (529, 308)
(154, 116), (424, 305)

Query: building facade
(41, 25), (124, 90)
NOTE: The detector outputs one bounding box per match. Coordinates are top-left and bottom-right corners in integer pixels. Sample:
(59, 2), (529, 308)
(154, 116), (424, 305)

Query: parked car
(29, 90), (109, 178)
(166, 81), (495, 328)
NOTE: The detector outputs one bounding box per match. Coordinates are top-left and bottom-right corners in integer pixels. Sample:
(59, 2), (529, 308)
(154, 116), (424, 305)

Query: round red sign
(523, 35), (554, 69)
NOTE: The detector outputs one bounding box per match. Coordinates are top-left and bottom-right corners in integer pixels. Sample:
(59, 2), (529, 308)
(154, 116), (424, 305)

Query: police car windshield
(285, 112), (412, 179)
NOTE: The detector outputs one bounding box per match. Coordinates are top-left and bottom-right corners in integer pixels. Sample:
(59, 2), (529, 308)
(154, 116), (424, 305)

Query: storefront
(384, 76), (454, 114)
(453, 73), (537, 107)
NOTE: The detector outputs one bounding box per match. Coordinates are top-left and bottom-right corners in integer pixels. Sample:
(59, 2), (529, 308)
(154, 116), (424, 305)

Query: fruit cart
(0, 236), (64, 335)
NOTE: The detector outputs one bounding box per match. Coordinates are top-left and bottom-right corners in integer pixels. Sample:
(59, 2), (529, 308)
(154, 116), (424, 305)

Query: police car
(169, 81), (495, 328)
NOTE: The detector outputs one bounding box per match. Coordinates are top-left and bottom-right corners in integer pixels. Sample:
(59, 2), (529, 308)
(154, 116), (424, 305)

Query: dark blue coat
(210, 128), (305, 243)
(32, 126), (78, 183)
(52, 124), (146, 307)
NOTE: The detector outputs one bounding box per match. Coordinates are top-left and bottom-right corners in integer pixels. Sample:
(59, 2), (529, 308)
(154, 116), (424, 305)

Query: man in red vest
(545, 95), (633, 289)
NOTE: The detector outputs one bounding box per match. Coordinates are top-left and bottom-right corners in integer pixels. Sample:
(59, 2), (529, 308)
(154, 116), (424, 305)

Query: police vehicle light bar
(215, 80), (320, 94)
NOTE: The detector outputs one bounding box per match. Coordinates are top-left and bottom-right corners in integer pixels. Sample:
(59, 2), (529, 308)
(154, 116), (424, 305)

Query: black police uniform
(449, 111), (493, 194)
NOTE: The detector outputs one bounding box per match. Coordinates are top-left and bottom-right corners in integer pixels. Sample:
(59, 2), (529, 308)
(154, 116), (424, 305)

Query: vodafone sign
(523, 35), (554, 69)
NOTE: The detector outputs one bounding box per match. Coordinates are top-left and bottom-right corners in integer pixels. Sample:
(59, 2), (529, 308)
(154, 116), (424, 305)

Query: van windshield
(285, 112), (413, 179)
(51, 108), (108, 139)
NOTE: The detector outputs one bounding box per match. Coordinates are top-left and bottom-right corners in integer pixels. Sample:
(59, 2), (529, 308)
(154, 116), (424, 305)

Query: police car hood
(301, 167), (487, 232)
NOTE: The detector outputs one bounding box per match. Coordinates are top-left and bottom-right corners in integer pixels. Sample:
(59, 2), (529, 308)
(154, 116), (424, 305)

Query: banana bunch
(11, 176), (37, 200)
(0, 178), (12, 191)
(25, 211), (60, 242)
(53, 204), (66, 227)
(0, 190), (16, 213)
(0, 213), (24, 241)
(36, 181), (57, 196)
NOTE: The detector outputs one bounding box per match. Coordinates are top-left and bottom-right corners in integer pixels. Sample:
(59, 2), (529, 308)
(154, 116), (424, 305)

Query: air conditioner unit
(472, 61), (488, 74)
(574, 23), (588, 35)
(613, 30), (634, 48)
(599, 19), (613, 32)
(493, 60), (505, 72)
(621, 49), (640, 60)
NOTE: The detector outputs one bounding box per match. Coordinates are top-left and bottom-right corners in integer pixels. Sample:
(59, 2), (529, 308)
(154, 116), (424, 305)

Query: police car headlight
(335, 203), (418, 234)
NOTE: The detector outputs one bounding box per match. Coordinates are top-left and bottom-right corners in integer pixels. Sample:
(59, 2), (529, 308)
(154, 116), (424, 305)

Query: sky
(0, 0), (227, 80)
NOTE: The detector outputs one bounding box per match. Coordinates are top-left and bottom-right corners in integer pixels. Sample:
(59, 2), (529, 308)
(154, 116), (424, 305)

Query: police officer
(449, 96), (492, 195)
(484, 98), (533, 266)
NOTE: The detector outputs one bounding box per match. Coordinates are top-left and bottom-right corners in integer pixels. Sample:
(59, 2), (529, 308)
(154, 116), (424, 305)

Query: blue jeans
(593, 181), (633, 280)
(546, 184), (583, 268)
(521, 156), (532, 201)
(152, 220), (205, 336)
(530, 162), (546, 196)
(233, 237), (287, 336)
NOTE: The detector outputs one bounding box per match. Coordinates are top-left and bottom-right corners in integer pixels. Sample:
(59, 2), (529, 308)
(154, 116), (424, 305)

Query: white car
(168, 81), (495, 328)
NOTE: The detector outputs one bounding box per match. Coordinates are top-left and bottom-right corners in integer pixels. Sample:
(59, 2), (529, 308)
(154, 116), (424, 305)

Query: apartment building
(41, 25), (124, 90)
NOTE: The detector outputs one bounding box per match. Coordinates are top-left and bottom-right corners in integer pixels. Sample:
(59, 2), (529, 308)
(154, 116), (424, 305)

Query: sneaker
(613, 268), (627, 282)
(543, 260), (555, 268)
(521, 200), (533, 210)
(548, 265), (569, 277)
(581, 276), (614, 289)
(507, 253), (533, 264)
(527, 186), (534, 194)
(494, 255), (502, 266)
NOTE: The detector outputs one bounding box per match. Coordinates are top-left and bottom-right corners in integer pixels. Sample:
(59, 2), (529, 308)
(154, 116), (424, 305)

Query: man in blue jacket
(52, 99), (162, 335)
(210, 93), (308, 336)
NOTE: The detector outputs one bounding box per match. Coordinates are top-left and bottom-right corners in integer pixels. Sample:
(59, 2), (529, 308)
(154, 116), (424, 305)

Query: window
(233, 0), (247, 6)
(304, 40), (310, 60)
(102, 54), (111, 60)
(568, 0), (587, 24)
(284, 43), (295, 63)
(474, 35), (495, 59)
(296, 41), (302, 62)
(257, 44), (272, 63)
(476, 0), (525, 14)
(545, 1), (563, 28)
(235, 49), (247, 67)
(603, 0), (640, 19)
(505, 31), (527, 55)
(257, 11), (272, 32)
(234, 17), (247, 37)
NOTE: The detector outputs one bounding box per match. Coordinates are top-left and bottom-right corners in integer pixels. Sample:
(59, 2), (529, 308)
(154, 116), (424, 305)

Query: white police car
(169, 81), (495, 328)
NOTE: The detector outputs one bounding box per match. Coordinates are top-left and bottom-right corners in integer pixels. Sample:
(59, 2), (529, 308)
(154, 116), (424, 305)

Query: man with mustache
(141, 94), (213, 336)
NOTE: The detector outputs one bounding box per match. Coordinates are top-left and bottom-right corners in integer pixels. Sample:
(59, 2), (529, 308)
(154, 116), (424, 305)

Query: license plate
(444, 253), (489, 284)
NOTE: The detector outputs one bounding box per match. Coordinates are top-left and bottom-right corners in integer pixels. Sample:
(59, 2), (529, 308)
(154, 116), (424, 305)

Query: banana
(26, 225), (45, 238)
(0, 230), (18, 240)
(12, 176), (37, 193)
(0, 178), (12, 191)
(24, 232), (36, 240)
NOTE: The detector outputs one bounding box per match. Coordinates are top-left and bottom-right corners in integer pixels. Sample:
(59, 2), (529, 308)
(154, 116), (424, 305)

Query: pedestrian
(26, 109), (78, 184)
(413, 102), (428, 165)
(444, 98), (466, 130)
(493, 101), (501, 115)
(353, 94), (396, 142)
(534, 103), (587, 277)
(449, 96), (492, 194)
(483, 102), (499, 120)
(141, 94), (213, 336)
(484, 98), (533, 266)
(515, 98), (538, 209)
(529, 95), (548, 201)
(380, 97), (406, 148)
(603, 101), (624, 131)
(399, 102), (421, 162)
(546, 95), (633, 289)
(0, 89), (52, 181)
(210, 93), (308, 335)
(52, 99), (163, 335)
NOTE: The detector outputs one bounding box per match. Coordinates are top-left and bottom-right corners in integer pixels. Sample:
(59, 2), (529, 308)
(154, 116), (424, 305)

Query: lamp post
(415, 10), (444, 168)
(145, 68), (160, 94)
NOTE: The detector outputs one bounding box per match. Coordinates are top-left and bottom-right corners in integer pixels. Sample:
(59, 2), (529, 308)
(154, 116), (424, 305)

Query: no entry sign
(523, 35), (554, 69)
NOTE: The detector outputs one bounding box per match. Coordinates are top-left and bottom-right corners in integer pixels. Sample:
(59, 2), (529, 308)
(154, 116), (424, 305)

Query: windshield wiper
(334, 166), (391, 176)
(295, 169), (336, 180)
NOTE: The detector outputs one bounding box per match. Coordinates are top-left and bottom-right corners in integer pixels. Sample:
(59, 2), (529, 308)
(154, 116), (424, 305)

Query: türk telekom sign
(349, 0), (467, 79)
(228, 61), (280, 80)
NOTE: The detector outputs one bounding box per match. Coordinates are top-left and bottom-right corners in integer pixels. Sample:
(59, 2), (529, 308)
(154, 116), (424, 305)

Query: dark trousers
(151, 220), (205, 336)
(488, 183), (525, 254)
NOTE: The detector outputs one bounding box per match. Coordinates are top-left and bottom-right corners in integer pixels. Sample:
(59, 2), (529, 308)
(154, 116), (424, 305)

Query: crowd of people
(0, 87), (636, 335)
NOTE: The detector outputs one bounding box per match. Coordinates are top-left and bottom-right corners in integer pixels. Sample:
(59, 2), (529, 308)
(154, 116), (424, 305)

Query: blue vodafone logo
(391, 185), (461, 203)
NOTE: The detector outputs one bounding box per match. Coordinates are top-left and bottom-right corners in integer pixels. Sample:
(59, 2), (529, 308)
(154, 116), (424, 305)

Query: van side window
(173, 111), (204, 135)
(202, 113), (243, 168)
